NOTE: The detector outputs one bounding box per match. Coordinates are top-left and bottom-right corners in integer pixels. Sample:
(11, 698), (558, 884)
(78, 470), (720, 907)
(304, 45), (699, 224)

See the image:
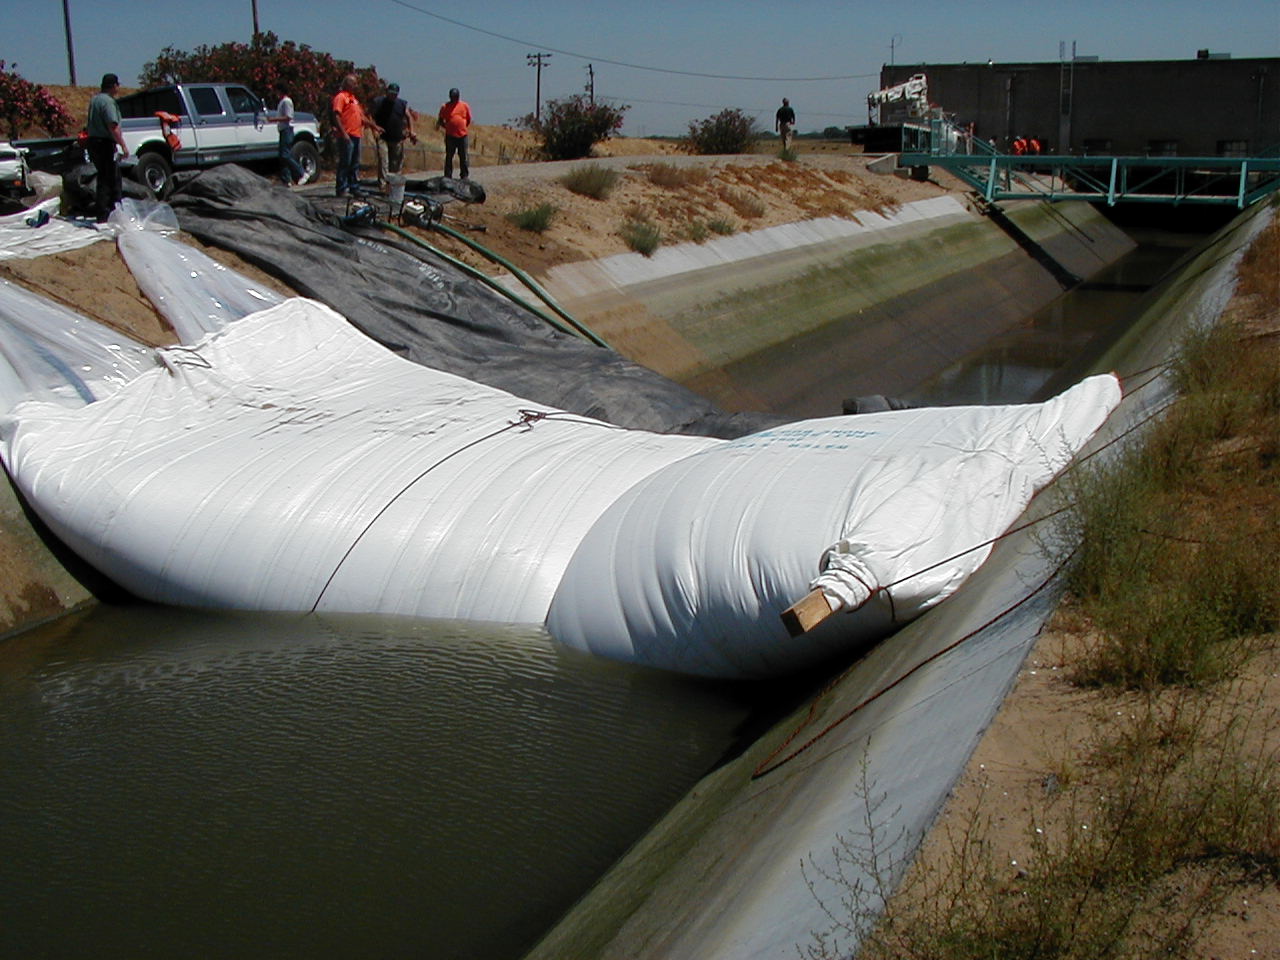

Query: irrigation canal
(0, 207), (1230, 959)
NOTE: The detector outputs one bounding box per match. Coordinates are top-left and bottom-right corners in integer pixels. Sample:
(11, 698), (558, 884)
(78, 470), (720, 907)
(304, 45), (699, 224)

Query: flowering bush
(517, 95), (628, 161)
(684, 108), (760, 155)
(0, 61), (75, 139)
(140, 32), (381, 144)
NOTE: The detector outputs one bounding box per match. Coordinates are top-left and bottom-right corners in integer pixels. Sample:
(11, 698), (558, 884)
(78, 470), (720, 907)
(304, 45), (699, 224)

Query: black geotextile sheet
(168, 166), (780, 439)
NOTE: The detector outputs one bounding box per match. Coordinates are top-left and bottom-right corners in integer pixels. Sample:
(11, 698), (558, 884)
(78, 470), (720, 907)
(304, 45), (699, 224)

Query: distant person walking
(269, 81), (307, 187)
(437, 87), (471, 180)
(372, 82), (417, 192)
(86, 73), (128, 223)
(775, 97), (796, 151)
(331, 73), (381, 196)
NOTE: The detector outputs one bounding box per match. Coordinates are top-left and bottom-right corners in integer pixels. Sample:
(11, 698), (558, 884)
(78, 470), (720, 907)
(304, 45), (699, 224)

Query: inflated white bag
(2, 298), (714, 623)
(548, 375), (1120, 677)
(1, 237), (1121, 678)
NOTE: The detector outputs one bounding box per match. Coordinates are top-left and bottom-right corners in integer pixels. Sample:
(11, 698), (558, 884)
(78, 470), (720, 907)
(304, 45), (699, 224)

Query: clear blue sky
(6, 0), (1279, 137)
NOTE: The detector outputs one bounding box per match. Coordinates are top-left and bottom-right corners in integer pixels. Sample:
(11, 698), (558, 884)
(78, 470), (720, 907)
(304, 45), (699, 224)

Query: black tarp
(168, 166), (778, 438)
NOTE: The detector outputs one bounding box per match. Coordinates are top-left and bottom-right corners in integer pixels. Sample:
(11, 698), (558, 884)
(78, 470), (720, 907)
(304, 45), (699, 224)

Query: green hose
(430, 220), (610, 349)
(376, 221), (584, 342)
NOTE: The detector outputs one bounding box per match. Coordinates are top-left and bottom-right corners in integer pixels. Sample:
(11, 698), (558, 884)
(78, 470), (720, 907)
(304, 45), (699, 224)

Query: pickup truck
(112, 82), (323, 197)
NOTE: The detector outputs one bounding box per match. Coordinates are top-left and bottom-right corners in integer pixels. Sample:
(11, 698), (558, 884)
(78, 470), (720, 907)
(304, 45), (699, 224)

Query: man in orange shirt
(332, 73), (381, 196)
(436, 87), (472, 180)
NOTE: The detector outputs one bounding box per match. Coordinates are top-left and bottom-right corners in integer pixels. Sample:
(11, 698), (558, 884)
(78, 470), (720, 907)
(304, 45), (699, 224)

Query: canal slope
(523, 196), (1276, 960)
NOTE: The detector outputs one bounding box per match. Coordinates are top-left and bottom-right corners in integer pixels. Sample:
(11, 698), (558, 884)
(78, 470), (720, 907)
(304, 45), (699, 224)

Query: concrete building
(881, 54), (1280, 157)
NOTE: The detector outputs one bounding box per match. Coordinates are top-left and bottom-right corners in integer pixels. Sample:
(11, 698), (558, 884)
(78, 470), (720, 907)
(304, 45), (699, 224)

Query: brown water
(0, 605), (761, 959)
(903, 228), (1203, 407)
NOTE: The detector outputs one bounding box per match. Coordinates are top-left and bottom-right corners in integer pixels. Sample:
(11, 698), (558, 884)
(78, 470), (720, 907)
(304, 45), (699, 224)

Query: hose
(429, 220), (610, 349)
(375, 221), (584, 342)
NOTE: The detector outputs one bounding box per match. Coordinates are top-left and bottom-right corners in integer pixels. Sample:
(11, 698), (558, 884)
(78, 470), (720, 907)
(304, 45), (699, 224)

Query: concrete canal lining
(539, 195), (1135, 417)
(524, 197), (1277, 959)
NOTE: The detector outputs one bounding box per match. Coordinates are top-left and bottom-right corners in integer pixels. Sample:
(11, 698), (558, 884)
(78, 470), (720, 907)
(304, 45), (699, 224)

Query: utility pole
(585, 63), (595, 105)
(251, 0), (260, 38)
(527, 52), (551, 121)
(62, 0), (76, 86)
(890, 34), (903, 67)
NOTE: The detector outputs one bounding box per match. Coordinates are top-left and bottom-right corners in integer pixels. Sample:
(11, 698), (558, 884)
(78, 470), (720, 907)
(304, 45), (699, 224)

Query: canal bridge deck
(896, 121), (1280, 208)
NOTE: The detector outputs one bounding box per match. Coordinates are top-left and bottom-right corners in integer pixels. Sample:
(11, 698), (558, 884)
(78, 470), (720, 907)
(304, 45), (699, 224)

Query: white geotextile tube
(546, 374), (1121, 678)
(2, 297), (717, 624)
(0, 204), (1123, 678)
(111, 199), (285, 343)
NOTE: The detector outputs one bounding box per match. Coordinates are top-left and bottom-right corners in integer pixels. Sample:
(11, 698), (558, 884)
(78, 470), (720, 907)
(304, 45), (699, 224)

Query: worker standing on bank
(86, 73), (128, 223)
(437, 87), (472, 180)
(775, 97), (796, 152)
(331, 73), (381, 197)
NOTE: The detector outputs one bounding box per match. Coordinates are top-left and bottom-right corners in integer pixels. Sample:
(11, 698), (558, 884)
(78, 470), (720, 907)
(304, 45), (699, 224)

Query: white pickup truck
(114, 82), (323, 197)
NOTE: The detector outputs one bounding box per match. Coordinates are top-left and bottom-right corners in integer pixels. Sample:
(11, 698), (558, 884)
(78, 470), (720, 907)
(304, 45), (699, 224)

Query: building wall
(883, 58), (1280, 157)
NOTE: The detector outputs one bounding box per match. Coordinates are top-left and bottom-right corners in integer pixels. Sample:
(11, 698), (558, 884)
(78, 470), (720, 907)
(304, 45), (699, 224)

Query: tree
(684, 108), (760, 155)
(0, 60), (75, 139)
(140, 32), (380, 142)
(517, 94), (628, 161)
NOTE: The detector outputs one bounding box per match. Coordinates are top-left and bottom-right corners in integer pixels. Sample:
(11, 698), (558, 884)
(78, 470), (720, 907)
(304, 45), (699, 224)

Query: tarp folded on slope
(167, 166), (777, 439)
(112, 201), (284, 343)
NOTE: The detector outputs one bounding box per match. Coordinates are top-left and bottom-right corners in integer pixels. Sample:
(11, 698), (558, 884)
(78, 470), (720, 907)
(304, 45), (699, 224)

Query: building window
(1082, 138), (1112, 156)
(1147, 140), (1179, 157)
(1217, 140), (1249, 157)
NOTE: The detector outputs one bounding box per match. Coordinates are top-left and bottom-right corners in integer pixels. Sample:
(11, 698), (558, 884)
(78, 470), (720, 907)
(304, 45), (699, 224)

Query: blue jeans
(278, 124), (305, 184)
(336, 136), (361, 194)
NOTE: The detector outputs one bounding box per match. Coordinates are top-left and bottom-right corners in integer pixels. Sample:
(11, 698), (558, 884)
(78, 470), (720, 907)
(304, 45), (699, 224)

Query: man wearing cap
(436, 87), (471, 180)
(86, 73), (129, 223)
(371, 81), (417, 192)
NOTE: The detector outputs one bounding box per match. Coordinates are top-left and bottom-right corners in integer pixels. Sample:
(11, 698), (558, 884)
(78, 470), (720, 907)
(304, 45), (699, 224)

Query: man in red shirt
(436, 87), (472, 180)
(331, 74), (381, 196)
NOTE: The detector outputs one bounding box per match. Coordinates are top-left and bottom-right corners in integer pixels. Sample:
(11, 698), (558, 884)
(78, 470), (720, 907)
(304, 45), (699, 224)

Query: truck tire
(134, 152), (172, 199)
(291, 140), (321, 185)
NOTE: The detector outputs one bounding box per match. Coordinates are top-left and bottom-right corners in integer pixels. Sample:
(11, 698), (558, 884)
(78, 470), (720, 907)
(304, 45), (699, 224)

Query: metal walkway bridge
(894, 120), (1280, 209)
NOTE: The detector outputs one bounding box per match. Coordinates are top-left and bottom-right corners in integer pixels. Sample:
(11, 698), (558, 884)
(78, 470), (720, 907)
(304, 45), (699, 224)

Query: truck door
(225, 86), (272, 158)
(186, 85), (234, 162)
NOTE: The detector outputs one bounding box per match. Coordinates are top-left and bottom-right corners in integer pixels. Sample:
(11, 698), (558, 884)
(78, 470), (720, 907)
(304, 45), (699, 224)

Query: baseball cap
(387, 83), (400, 93)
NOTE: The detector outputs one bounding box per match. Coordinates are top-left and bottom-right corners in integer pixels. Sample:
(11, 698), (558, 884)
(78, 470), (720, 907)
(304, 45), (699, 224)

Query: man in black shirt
(775, 98), (796, 151)
(371, 82), (417, 192)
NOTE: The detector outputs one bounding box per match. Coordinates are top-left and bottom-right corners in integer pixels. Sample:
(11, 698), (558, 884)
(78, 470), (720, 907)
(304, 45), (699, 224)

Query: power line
(384, 0), (879, 82)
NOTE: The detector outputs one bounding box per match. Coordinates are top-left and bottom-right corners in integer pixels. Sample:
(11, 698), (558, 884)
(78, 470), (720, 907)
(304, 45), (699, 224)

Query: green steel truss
(895, 121), (1280, 208)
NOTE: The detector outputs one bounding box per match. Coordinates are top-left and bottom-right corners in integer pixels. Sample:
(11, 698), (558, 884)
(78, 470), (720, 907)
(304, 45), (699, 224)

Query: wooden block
(781, 588), (835, 638)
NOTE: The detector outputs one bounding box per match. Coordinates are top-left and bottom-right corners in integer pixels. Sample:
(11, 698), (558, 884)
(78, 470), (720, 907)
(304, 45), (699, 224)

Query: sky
(5, 0), (1279, 137)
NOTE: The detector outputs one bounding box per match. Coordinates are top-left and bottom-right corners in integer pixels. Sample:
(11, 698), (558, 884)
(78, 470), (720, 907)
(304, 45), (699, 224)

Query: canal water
(0, 212), (1222, 960)
(903, 224), (1212, 407)
(0, 606), (765, 959)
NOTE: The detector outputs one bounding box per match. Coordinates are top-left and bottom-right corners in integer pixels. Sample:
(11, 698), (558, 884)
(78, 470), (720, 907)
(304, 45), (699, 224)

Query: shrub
(720, 188), (766, 219)
(506, 202), (556, 232)
(140, 32), (380, 143)
(646, 162), (708, 188)
(0, 60), (74, 139)
(684, 107), (760, 155)
(620, 217), (661, 256)
(559, 163), (619, 200)
(517, 94), (628, 161)
(684, 221), (709, 243)
(708, 218), (737, 235)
